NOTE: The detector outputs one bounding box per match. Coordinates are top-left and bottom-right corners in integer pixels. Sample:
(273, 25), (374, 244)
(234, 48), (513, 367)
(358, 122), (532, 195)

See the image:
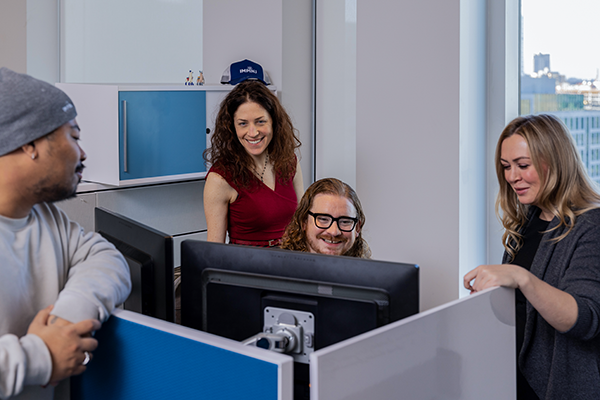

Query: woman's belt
(229, 238), (282, 247)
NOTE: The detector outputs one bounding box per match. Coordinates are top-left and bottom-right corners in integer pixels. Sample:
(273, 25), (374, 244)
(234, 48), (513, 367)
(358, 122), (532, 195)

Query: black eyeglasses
(308, 211), (358, 232)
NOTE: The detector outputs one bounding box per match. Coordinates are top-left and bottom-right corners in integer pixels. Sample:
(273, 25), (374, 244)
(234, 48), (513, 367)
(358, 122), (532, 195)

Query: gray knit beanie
(0, 67), (77, 156)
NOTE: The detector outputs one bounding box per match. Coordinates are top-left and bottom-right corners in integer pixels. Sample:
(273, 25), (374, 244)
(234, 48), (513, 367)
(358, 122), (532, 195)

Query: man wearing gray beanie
(0, 68), (131, 400)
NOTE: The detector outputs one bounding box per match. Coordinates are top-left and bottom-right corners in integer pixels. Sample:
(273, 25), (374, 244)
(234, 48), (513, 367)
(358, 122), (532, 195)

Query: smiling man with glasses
(281, 178), (371, 258)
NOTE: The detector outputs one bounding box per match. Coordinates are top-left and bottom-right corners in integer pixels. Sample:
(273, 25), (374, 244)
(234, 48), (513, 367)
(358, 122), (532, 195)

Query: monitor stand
(242, 307), (315, 400)
(242, 307), (315, 363)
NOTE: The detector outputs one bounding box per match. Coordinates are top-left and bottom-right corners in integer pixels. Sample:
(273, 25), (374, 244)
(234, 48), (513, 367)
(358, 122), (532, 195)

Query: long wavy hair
(203, 80), (301, 188)
(281, 178), (372, 258)
(495, 114), (600, 261)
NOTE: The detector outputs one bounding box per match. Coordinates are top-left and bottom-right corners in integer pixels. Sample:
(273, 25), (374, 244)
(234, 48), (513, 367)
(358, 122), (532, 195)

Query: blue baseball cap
(220, 59), (272, 85)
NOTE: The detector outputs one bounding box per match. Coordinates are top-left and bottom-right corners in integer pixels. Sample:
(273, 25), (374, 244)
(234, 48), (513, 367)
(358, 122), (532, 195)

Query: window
(520, 0), (600, 184)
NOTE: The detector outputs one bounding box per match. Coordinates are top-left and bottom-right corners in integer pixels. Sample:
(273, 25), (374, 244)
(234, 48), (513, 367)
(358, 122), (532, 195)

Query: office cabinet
(56, 84), (232, 186)
(117, 90), (206, 181)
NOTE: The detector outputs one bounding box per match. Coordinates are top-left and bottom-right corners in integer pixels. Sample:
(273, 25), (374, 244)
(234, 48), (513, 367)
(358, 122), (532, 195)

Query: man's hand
(27, 305), (100, 384)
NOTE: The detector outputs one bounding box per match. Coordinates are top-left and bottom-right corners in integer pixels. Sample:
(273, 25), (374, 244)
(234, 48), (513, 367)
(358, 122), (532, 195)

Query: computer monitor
(180, 240), (419, 397)
(95, 207), (175, 322)
(181, 239), (419, 347)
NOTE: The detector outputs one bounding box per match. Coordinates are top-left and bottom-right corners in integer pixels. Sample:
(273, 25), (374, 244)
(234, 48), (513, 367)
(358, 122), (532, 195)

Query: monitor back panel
(95, 207), (175, 322)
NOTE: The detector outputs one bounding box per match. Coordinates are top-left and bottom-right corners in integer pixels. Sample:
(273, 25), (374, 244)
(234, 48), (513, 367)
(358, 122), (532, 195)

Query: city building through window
(520, 0), (600, 184)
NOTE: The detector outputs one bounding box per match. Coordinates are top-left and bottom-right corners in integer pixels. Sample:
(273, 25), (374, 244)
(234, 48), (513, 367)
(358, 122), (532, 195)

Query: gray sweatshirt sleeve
(48, 205), (132, 323)
(0, 334), (51, 399)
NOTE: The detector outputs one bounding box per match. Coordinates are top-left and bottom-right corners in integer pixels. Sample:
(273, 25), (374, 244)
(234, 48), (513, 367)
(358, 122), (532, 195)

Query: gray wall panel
(96, 180), (206, 235)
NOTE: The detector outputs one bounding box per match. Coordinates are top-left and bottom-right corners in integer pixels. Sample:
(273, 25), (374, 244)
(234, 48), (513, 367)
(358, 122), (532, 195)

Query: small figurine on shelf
(196, 70), (205, 86)
(188, 70), (194, 85)
(185, 77), (190, 85)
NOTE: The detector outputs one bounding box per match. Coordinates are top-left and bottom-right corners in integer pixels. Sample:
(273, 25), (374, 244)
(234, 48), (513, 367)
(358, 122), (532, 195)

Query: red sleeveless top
(207, 163), (297, 245)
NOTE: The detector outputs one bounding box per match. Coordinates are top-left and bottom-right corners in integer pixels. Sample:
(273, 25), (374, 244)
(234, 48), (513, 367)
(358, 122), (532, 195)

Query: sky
(522, 0), (600, 80)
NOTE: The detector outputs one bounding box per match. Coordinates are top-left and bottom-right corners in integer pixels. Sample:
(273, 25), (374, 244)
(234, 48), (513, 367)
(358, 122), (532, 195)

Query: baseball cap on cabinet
(220, 59), (272, 85)
(0, 67), (77, 157)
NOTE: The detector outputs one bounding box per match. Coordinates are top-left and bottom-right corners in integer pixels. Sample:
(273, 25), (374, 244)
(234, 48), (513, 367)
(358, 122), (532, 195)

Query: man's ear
(21, 142), (36, 160)
(355, 222), (362, 234)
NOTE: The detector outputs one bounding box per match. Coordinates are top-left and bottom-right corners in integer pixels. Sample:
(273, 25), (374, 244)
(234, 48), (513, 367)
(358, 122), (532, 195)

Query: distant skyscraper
(534, 53), (550, 74)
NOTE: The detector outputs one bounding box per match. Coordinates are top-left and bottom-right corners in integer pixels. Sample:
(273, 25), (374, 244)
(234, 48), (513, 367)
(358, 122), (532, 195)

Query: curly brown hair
(280, 178), (372, 258)
(495, 114), (600, 261)
(203, 80), (301, 188)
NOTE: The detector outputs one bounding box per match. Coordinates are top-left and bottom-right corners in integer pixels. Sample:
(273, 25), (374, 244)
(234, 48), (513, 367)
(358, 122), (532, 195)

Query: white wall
(0, 0), (26, 73)
(0, 0), (57, 82)
(315, 0), (356, 188)
(61, 0), (203, 84)
(281, 0), (314, 186)
(203, 0), (283, 88)
(27, 0), (59, 83)
(355, 1), (461, 311)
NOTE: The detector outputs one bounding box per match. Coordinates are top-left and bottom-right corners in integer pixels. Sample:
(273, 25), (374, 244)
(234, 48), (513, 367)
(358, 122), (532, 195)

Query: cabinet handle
(122, 100), (128, 173)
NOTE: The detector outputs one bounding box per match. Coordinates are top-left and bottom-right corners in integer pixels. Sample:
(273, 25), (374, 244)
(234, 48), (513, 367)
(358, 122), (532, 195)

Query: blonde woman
(464, 114), (600, 399)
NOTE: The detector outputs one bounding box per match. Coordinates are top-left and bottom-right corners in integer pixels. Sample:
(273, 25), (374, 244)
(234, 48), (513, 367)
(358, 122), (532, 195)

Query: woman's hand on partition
(463, 264), (528, 294)
(465, 264), (578, 331)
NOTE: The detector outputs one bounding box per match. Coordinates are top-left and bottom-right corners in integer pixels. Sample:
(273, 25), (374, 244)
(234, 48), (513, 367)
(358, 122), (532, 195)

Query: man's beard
(307, 232), (351, 256)
(34, 182), (78, 204)
(32, 164), (85, 204)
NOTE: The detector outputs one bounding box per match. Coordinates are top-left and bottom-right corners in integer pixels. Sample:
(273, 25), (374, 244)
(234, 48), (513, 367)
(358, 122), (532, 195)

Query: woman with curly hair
(203, 80), (303, 247)
(464, 114), (600, 399)
(281, 178), (371, 258)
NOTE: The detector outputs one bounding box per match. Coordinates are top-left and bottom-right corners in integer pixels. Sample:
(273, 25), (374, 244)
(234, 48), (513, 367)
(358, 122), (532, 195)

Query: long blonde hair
(495, 114), (600, 260)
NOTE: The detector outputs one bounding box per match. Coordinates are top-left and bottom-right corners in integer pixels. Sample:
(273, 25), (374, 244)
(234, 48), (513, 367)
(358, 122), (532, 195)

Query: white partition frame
(310, 287), (515, 400)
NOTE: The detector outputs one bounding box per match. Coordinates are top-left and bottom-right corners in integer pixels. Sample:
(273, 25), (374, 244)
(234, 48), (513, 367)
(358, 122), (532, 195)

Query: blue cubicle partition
(310, 287), (515, 400)
(71, 309), (293, 400)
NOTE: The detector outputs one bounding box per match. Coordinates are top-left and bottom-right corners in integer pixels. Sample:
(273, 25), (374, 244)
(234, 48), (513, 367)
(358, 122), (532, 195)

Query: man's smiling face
(303, 193), (360, 256)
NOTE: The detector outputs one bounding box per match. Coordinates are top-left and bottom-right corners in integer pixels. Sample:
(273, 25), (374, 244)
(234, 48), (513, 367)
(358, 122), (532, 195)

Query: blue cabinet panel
(119, 91), (206, 180)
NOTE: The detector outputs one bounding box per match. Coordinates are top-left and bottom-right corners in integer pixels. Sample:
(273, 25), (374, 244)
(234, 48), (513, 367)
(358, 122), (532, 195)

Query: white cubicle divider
(310, 287), (515, 400)
(71, 309), (293, 400)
